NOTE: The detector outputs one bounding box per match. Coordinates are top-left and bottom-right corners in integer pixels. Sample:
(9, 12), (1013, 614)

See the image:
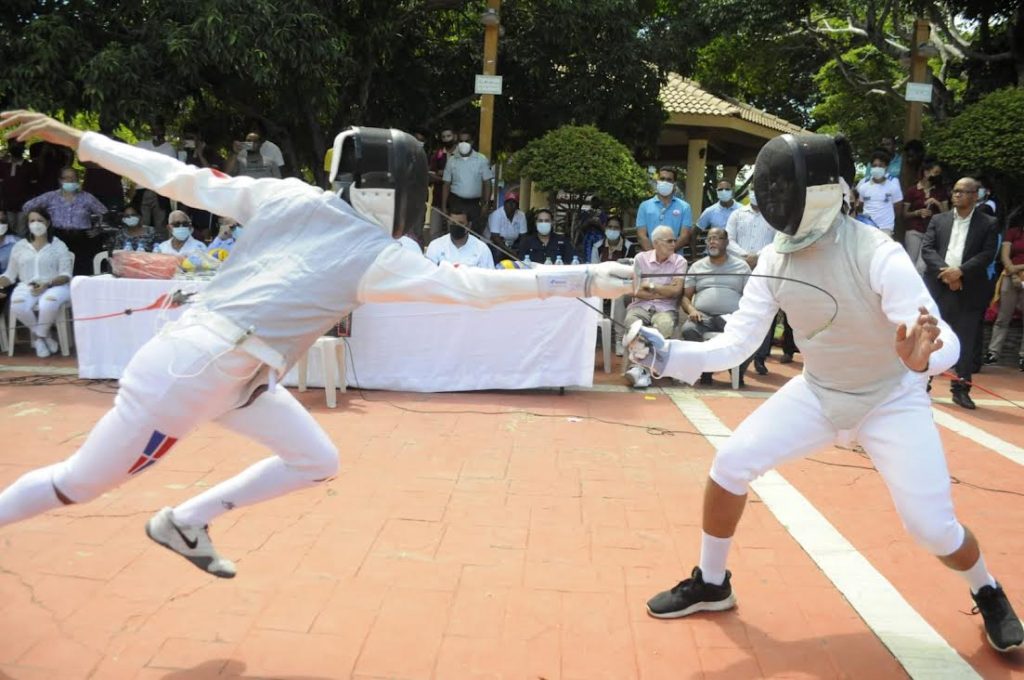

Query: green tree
(507, 125), (650, 243)
(928, 86), (1024, 208)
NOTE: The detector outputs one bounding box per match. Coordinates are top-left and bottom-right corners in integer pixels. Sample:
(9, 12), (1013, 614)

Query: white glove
(624, 320), (671, 375)
(585, 261), (636, 299)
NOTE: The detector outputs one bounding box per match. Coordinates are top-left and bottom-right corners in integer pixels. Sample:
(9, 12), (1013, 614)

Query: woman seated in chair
(0, 207), (73, 357)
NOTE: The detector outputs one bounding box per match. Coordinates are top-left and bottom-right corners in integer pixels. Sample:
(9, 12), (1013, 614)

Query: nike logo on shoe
(173, 523), (199, 550)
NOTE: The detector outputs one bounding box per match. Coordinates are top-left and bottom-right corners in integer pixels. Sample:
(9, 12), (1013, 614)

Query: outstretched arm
(357, 243), (634, 306)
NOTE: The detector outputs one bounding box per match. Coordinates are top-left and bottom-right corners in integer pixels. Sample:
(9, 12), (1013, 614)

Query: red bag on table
(110, 251), (182, 280)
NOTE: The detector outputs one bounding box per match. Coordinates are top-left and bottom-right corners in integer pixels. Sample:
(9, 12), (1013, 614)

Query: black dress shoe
(983, 351), (999, 365)
(952, 389), (977, 410)
(753, 358), (768, 375)
(1019, 357), (1024, 372)
(698, 372), (713, 385)
(779, 353), (794, 364)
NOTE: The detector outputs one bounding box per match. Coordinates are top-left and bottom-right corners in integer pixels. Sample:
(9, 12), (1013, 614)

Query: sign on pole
(905, 83), (933, 103)
(475, 75), (504, 96)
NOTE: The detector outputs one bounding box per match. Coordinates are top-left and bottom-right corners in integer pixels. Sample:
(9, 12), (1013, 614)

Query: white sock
(961, 555), (997, 594)
(0, 464), (64, 527)
(699, 531), (732, 586)
(172, 456), (319, 526)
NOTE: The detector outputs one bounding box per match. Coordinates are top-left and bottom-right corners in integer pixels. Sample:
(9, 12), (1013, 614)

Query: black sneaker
(646, 567), (736, 619)
(1018, 357), (1024, 372)
(753, 358), (768, 375)
(972, 583), (1024, 652)
(983, 351), (999, 365)
(698, 373), (713, 386)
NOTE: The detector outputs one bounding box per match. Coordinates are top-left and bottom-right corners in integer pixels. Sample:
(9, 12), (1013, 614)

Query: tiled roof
(660, 72), (805, 135)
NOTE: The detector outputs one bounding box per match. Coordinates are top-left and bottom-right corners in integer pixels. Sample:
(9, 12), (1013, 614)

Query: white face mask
(536, 221), (552, 236)
(123, 216), (140, 227)
(172, 226), (192, 241)
(29, 221), (48, 237)
(717, 189), (733, 202)
(457, 141), (472, 156)
(656, 180), (674, 197)
(869, 166), (886, 180)
(0, 223), (7, 236)
(604, 228), (620, 242)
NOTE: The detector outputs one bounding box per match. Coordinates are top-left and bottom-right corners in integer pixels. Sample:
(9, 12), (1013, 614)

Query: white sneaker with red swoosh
(145, 507), (236, 578)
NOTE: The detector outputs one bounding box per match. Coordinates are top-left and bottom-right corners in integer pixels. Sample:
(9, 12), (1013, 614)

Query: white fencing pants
(10, 282), (71, 339)
(710, 373), (965, 557)
(0, 318), (337, 528)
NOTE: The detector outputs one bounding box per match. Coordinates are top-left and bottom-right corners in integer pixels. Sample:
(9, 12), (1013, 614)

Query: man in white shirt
(154, 210), (207, 256)
(134, 123), (177, 230)
(425, 212), (494, 268)
(441, 130), (493, 234)
(856, 151), (903, 237)
(485, 190), (527, 252)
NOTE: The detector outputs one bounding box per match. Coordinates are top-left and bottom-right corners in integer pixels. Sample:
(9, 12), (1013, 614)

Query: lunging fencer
(629, 133), (1023, 652)
(0, 111), (634, 578)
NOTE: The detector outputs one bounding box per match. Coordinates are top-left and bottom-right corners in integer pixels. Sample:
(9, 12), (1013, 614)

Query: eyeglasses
(170, 222), (192, 227)
(951, 189), (977, 195)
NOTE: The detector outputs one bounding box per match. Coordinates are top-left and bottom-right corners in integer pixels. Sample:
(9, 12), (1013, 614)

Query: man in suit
(922, 177), (1000, 409)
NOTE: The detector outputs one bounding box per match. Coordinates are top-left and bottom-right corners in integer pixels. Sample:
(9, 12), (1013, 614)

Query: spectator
(22, 166), (107, 276)
(251, 124), (287, 177)
(902, 158), (949, 273)
(486, 190), (527, 253)
(881, 135), (902, 179)
(635, 166), (692, 253)
(921, 177), (1000, 409)
(227, 132), (282, 179)
(27, 142), (70, 201)
(680, 227), (752, 385)
(208, 216), (242, 254)
(425, 211), (493, 268)
(696, 179), (740, 233)
(442, 129), (493, 235)
(178, 127), (225, 238)
(428, 128), (456, 240)
(134, 122), (176, 230)
(109, 206), (156, 252)
(517, 209), (575, 264)
(725, 190), (776, 375)
(849, 187), (878, 227)
(977, 180), (998, 218)
(0, 141), (31, 236)
(154, 210), (208, 256)
(0, 213), (20, 273)
(590, 215), (637, 263)
(902, 139), (925, 186)
(856, 151), (903, 237)
(984, 210), (1024, 371)
(580, 197), (609, 261)
(624, 225), (686, 389)
(0, 207), (73, 357)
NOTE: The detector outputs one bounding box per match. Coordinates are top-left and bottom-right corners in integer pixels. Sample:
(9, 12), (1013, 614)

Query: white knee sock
(0, 464), (65, 527)
(699, 531), (732, 586)
(172, 456), (321, 527)
(961, 555), (997, 594)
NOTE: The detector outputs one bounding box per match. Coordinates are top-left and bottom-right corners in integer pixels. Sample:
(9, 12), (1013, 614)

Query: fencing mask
(753, 133), (855, 253)
(329, 126), (428, 239)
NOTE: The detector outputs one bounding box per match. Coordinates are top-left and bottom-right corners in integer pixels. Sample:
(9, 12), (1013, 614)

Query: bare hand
(938, 267), (962, 284)
(29, 282), (47, 296)
(744, 255), (758, 269)
(688, 310), (704, 323)
(895, 306), (943, 372)
(0, 110), (84, 150)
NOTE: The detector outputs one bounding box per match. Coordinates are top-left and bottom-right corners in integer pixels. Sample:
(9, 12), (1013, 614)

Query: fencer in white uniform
(0, 111), (634, 579)
(635, 133), (1022, 653)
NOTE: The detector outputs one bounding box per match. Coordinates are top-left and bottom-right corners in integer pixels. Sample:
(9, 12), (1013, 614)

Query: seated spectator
(22, 166), (108, 276)
(208, 217), (242, 253)
(425, 211), (493, 268)
(110, 206), (156, 252)
(902, 158), (948, 272)
(154, 211), (207, 256)
(856, 150), (903, 237)
(0, 214), (20, 273)
(517, 209), (576, 264)
(486, 191), (527, 253)
(680, 227), (752, 385)
(0, 208), (73, 357)
(849, 187), (878, 228)
(226, 132), (281, 179)
(590, 215), (637, 263)
(624, 225), (686, 389)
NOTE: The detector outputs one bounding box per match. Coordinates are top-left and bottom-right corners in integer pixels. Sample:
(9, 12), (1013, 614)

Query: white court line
(931, 409), (1024, 467)
(668, 392), (978, 680)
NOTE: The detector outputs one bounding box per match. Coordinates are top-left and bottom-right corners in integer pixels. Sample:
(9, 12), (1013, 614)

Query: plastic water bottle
(555, 255), (564, 266)
(570, 255), (580, 266)
(523, 254), (532, 267)
(544, 256), (553, 265)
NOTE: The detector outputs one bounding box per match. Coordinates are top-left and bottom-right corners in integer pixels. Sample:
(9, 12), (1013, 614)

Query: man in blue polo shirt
(635, 167), (692, 252)
(696, 179), (740, 232)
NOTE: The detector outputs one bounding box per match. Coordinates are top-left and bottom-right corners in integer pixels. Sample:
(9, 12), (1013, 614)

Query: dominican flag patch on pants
(128, 431), (178, 475)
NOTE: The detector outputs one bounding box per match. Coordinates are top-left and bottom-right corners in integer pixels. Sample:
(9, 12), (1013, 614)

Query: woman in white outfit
(0, 207), (73, 357)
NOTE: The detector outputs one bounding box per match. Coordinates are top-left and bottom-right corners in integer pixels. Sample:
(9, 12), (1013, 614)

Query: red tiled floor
(0, 347), (1022, 678)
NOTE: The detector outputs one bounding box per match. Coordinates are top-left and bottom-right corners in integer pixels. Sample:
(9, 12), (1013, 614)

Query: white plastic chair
(0, 309), (8, 354)
(702, 331), (741, 389)
(92, 251), (110, 275)
(296, 336), (347, 408)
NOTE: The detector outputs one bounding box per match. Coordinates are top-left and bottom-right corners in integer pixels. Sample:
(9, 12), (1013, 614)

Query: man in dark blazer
(921, 177), (1000, 409)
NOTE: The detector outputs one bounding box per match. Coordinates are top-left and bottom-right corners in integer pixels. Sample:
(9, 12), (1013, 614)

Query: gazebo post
(685, 139), (708, 216)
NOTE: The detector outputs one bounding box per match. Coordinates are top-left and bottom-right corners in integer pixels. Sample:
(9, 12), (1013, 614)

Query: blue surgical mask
(717, 190), (733, 202)
(232, 225), (244, 238)
(536, 221), (552, 236)
(604, 228), (621, 242)
(122, 216), (140, 227)
(978, 187), (988, 200)
(656, 180), (674, 197)
(62, 181), (79, 193)
(172, 226), (192, 241)
(870, 166), (886, 180)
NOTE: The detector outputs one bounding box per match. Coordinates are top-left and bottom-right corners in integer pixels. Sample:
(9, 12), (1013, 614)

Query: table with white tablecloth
(70, 275), (600, 391)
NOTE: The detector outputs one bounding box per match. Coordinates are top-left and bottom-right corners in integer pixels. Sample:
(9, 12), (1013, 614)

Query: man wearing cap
(486, 190), (527, 255)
